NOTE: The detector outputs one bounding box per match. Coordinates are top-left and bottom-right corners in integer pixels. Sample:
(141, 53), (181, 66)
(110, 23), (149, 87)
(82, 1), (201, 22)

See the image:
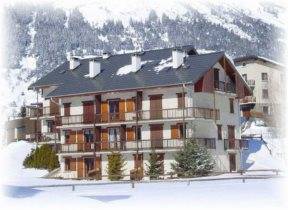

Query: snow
(241, 119), (286, 171)
(117, 61), (152, 75)
(52, 0), (285, 33)
(154, 57), (172, 72)
(1, 177), (287, 210)
(0, 141), (48, 185)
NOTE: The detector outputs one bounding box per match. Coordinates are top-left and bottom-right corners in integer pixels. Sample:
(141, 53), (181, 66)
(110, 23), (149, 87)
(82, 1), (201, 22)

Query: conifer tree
(107, 152), (126, 181)
(146, 150), (163, 180)
(171, 140), (214, 178)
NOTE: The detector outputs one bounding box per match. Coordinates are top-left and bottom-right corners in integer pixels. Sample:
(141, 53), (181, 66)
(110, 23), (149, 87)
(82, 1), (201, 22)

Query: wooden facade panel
(202, 69), (214, 93)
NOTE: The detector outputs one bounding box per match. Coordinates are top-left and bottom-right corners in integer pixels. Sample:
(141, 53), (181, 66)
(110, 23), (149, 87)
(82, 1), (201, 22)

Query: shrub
(171, 140), (215, 178)
(23, 144), (59, 171)
(107, 152), (126, 181)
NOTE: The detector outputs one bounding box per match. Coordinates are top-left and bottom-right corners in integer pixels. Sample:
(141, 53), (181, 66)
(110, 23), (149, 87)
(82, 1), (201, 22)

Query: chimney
(89, 59), (101, 78)
(103, 52), (111, 59)
(69, 57), (80, 70)
(131, 53), (141, 71)
(172, 48), (184, 69)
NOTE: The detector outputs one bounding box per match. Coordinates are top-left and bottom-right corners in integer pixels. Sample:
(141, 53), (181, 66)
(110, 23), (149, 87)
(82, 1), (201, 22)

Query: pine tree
(171, 140), (214, 178)
(107, 152), (126, 181)
(146, 150), (163, 180)
(23, 144), (59, 171)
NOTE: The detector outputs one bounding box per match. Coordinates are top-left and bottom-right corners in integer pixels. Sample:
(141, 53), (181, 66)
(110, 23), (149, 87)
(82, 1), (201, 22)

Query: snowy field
(1, 177), (288, 210)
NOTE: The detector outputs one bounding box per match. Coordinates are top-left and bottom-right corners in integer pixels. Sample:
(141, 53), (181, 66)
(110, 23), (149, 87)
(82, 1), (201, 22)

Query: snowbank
(0, 141), (48, 184)
(241, 119), (286, 171)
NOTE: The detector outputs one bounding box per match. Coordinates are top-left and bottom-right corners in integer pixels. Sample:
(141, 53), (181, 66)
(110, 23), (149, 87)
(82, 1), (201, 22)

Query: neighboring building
(234, 56), (285, 125)
(5, 116), (40, 144)
(29, 45), (251, 179)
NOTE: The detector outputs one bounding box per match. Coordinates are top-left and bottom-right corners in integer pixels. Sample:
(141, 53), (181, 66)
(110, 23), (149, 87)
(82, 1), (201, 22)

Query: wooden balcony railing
(240, 96), (256, 104)
(224, 139), (249, 150)
(42, 106), (60, 116)
(60, 138), (216, 153)
(58, 107), (220, 126)
(214, 81), (236, 93)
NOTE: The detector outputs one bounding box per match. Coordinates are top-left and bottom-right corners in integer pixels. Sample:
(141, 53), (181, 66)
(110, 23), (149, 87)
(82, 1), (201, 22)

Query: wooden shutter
(77, 130), (84, 143)
(119, 99), (126, 121)
(150, 124), (163, 148)
(126, 127), (135, 141)
(171, 125), (179, 139)
(77, 157), (84, 178)
(70, 158), (76, 171)
(126, 98), (135, 112)
(101, 101), (108, 122)
(101, 128), (108, 150)
(149, 95), (162, 119)
(83, 101), (94, 123)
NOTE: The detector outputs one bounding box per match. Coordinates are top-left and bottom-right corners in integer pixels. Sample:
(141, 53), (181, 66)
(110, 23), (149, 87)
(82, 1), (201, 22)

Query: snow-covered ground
(241, 118), (287, 171)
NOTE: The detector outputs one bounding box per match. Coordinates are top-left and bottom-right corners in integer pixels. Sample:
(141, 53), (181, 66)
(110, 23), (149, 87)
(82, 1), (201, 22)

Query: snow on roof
(117, 60), (152, 75)
(154, 57), (172, 72)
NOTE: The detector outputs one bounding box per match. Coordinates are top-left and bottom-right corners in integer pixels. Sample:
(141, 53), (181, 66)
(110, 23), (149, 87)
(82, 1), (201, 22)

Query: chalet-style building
(29, 45), (251, 179)
(234, 55), (285, 126)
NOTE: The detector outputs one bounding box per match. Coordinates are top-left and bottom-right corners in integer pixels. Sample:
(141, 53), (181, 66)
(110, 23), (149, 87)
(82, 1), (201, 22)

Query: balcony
(42, 106), (60, 117)
(214, 81), (236, 93)
(60, 138), (216, 153)
(224, 139), (249, 150)
(58, 107), (220, 126)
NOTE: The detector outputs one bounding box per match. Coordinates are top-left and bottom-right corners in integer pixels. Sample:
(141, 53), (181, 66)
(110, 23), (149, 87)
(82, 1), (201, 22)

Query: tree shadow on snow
(2, 185), (43, 198)
(81, 195), (131, 202)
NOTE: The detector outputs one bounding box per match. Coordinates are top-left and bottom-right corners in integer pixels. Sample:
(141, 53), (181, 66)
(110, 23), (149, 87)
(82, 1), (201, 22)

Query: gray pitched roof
(29, 46), (225, 98)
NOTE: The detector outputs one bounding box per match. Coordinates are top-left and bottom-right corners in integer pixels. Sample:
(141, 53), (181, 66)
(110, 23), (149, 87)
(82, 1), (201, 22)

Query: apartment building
(234, 56), (285, 124)
(29, 46), (251, 179)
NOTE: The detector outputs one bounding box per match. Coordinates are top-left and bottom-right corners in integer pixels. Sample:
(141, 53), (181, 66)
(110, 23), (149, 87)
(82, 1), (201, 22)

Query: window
(179, 123), (186, 139)
(196, 138), (216, 149)
(229, 98), (234, 113)
(65, 158), (71, 171)
(64, 130), (70, 141)
(242, 74), (247, 81)
(177, 93), (186, 108)
(63, 103), (71, 116)
(47, 120), (54, 133)
(84, 129), (94, 143)
(136, 126), (142, 140)
(261, 73), (268, 81)
(262, 106), (269, 115)
(108, 127), (120, 142)
(262, 89), (269, 99)
(217, 125), (222, 140)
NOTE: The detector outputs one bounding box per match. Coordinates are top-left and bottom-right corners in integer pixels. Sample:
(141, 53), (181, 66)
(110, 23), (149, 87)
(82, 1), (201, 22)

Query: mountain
(2, 0), (286, 117)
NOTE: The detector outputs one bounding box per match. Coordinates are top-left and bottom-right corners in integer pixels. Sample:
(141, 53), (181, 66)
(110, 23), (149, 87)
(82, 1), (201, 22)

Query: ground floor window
(262, 106), (269, 115)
